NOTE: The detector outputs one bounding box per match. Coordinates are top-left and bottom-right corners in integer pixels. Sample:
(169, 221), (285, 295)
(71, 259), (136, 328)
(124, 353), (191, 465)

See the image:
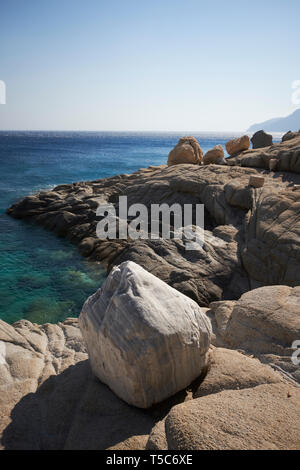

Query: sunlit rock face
(167, 136), (203, 166)
(79, 261), (212, 408)
(225, 135), (250, 156)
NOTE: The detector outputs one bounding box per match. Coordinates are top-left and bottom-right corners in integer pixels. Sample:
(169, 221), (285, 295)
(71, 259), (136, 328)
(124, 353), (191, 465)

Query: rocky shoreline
(1, 132), (300, 449)
(6, 133), (300, 305)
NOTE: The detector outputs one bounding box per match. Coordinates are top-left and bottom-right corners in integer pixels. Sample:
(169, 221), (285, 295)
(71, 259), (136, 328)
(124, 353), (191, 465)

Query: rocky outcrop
(227, 134), (300, 173)
(242, 186), (300, 287)
(167, 136), (203, 166)
(79, 261), (211, 408)
(6, 147), (300, 307)
(203, 144), (226, 165)
(251, 130), (273, 149)
(225, 135), (250, 156)
(159, 383), (300, 450)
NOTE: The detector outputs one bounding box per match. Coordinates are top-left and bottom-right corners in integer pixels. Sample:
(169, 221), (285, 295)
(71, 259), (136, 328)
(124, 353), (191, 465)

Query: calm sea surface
(0, 131), (280, 324)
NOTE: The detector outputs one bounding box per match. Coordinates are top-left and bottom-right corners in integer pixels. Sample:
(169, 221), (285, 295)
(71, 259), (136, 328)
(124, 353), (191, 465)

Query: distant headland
(248, 108), (300, 133)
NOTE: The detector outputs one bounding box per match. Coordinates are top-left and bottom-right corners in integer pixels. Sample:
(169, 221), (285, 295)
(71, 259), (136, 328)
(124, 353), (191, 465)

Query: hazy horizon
(1, 0), (300, 132)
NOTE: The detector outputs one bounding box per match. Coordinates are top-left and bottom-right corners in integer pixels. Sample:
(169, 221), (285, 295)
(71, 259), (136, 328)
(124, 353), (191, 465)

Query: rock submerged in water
(167, 136), (203, 166)
(79, 261), (212, 408)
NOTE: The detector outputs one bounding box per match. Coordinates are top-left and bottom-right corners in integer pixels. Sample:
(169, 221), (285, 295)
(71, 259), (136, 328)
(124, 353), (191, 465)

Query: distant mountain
(248, 108), (300, 133)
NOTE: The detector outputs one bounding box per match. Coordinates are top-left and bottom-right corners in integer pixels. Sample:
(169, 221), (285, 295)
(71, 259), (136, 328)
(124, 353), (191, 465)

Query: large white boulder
(79, 261), (211, 408)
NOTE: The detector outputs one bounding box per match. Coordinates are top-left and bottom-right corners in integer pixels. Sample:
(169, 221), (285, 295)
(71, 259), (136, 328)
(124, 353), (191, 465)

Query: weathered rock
(167, 136), (203, 166)
(225, 135), (250, 156)
(203, 145), (226, 165)
(249, 175), (265, 188)
(194, 347), (284, 398)
(79, 261), (212, 408)
(251, 130), (273, 149)
(240, 180), (300, 289)
(0, 318), (155, 450)
(164, 383), (300, 450)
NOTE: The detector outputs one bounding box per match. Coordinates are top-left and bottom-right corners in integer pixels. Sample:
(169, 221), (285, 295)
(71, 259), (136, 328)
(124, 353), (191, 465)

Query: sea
(0, 131), (281, 324)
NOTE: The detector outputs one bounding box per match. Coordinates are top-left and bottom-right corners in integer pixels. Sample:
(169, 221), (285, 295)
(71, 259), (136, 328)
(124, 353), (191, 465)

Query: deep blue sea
(0, 131), (280, 324)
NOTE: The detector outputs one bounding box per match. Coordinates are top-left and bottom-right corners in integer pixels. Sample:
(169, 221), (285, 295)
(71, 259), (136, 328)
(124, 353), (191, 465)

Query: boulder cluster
(2, 129), (300, 450)
(167, 131), (272, 168)
(167, 129), (299, 169)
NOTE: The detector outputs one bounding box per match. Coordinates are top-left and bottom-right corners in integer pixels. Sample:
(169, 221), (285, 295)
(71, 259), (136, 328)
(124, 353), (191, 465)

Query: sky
(0, 0), (300, 132)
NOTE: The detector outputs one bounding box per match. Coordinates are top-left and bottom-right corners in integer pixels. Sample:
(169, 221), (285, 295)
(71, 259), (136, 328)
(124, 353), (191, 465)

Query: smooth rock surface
(79, 261), (212, 408)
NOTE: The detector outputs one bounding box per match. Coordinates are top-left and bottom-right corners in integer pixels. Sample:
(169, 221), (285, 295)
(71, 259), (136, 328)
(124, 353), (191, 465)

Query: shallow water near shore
(0, 131), (281, 324)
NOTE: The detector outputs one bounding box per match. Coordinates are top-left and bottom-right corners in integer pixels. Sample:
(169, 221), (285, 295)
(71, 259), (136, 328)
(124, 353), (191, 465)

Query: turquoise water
(0, 131), (278, 324)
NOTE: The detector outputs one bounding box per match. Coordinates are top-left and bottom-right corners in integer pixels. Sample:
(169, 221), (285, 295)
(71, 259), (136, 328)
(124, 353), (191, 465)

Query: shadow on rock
(2, 360), (155, 450)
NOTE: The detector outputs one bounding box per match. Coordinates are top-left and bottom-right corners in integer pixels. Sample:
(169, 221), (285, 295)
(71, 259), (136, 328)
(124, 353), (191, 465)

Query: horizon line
(0, 129), (249, 133)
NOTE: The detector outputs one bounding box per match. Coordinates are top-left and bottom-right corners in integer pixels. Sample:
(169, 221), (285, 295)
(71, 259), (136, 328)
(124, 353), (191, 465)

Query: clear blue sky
(0, 0), (300, 131)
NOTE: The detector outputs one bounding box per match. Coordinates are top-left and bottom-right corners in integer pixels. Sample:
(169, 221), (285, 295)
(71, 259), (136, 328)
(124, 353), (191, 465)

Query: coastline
(0, 131), (251, 325)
